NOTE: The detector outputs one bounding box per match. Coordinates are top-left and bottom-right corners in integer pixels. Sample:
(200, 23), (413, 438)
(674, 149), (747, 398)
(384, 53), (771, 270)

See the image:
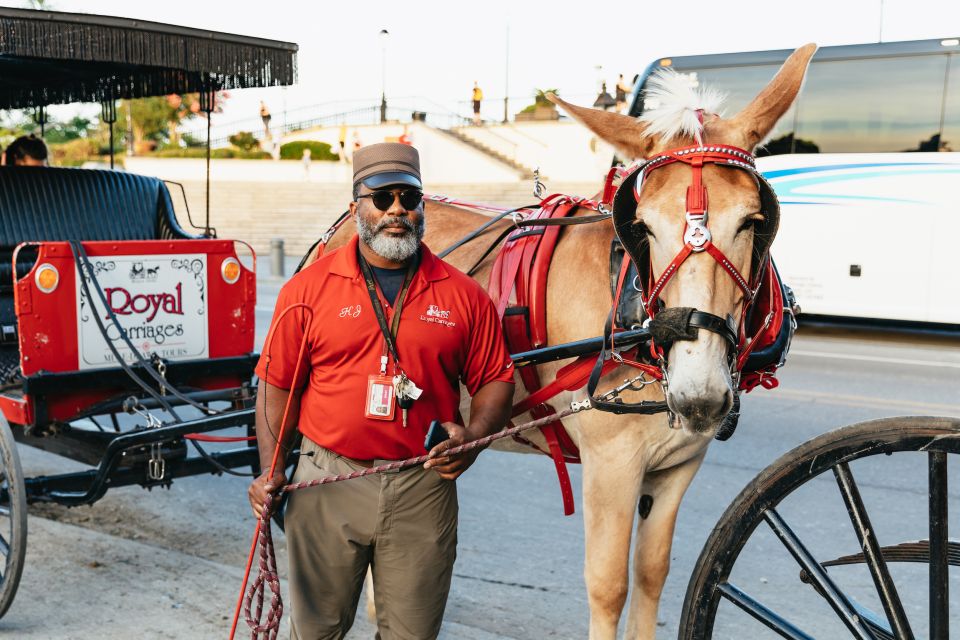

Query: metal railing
(180, 93), (602, 149)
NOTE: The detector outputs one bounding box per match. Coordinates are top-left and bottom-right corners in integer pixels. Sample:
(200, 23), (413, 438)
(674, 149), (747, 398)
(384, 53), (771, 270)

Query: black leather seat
(0, 167), (199, 386)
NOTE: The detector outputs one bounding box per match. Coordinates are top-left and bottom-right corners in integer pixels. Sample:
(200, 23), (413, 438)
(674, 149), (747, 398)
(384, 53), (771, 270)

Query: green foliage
(50, 138), (102, 167)
(122, 92), (227, 151)
(181, 132), (206, 148)
(150, 147), (271, 159)
(279, 140), (338, 161)
(43, 116), (93, 144)
(520, 88), (559, 114)
(228, 131), (260, 152)
(535, 88), (559, 105)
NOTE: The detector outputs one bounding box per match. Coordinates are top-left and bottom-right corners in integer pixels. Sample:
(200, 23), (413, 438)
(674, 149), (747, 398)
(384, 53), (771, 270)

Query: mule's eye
(636, 222), (655, 239)
(738, 215), (763, 233)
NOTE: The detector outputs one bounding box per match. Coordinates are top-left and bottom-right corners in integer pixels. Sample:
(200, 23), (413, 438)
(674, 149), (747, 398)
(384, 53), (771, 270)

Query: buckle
(683, 211), (711, 251)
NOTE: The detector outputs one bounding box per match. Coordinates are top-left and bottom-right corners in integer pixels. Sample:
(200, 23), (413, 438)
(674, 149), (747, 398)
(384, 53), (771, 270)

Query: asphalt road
(2, 267), (958, 639)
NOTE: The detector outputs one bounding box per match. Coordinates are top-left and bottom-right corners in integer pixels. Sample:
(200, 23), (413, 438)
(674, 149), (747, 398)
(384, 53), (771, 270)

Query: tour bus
(630, 38), (960, 327)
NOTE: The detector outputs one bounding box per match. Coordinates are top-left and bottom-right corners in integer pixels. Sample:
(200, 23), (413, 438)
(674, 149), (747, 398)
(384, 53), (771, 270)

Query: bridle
(611, 143), (781, 378)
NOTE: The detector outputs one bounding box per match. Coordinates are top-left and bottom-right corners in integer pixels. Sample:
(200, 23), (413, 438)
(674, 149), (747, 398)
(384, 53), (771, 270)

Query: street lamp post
(379, 29), (389, 123)
(503, 25), (510, 123)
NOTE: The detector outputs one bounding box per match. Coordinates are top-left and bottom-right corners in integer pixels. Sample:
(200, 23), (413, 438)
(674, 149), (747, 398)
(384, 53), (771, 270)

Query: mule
(315, 43), (816, 639)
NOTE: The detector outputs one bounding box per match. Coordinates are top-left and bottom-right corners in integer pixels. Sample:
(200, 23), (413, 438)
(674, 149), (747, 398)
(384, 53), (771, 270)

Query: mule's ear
(546, 93), (656, 160)
(727, 43), (817, 150)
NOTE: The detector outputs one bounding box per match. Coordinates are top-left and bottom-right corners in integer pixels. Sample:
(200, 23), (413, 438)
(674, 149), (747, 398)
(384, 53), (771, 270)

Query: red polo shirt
(255, 236), (515, 460)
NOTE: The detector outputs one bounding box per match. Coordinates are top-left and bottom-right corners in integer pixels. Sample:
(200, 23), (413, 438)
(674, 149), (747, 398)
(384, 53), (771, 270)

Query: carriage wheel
(0, 415), (27, 619)
(680, 416), (960, 640)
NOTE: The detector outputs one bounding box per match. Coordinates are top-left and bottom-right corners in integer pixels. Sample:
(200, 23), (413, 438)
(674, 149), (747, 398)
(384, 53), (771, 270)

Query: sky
(2, 0), (959, 128)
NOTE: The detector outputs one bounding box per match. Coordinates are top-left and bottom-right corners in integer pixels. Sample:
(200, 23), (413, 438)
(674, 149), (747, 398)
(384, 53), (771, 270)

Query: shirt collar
(330, 234), (449, 283)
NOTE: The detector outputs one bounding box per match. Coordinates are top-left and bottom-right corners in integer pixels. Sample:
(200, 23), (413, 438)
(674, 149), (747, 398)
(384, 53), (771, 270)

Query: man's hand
(423, 422), (482, 481)
(248, 469), (288, 519)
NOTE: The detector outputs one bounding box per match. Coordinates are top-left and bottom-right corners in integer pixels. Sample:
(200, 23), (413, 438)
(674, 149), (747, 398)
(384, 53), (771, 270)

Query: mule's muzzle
(667, 387), (734, 434)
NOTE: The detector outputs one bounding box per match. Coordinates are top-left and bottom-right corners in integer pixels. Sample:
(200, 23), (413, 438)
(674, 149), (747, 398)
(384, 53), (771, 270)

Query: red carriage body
(5, 239), (256, 426)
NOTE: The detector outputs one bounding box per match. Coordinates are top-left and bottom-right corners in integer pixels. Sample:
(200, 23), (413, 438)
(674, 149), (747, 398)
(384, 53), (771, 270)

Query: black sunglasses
(357, 189), (424, 212)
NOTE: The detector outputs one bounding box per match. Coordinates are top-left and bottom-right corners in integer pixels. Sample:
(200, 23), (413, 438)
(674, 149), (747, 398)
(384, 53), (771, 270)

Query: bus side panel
(760, 153), (960, 324)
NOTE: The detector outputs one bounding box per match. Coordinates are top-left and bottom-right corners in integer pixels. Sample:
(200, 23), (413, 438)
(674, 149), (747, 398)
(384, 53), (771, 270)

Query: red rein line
(230, 302), (314, 640)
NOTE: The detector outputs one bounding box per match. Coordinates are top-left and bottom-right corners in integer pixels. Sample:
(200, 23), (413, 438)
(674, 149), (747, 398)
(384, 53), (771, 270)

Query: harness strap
(437, 203), (540, 259)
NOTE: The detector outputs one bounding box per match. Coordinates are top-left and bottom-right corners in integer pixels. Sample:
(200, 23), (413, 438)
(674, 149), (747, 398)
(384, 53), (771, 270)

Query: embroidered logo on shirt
(420, 304), (456, 327)
(425, 304), (450, 319)
(339, 304), (361, 318)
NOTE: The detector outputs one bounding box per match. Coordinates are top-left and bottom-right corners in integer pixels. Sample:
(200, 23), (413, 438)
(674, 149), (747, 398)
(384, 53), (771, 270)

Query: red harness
(622, 144), (785, 391)
(487, 194), (600, 515)
(637, 146), (759, 313)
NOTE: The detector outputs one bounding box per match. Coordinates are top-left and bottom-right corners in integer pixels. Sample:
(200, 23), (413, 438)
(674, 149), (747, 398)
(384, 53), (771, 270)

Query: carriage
(0, 9), (954, 639)
(0, 6), (296, 617)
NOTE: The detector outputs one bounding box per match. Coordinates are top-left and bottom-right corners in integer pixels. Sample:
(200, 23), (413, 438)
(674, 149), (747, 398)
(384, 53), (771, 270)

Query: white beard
(357, 212), (425, 262)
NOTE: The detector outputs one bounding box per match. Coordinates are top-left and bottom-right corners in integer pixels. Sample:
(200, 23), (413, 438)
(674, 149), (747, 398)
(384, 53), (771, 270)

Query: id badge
(365, 375), (396, 420)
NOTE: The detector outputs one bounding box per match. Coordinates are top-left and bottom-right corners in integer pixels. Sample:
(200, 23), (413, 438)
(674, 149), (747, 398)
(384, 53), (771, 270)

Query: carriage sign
(76, 254), (209, 369)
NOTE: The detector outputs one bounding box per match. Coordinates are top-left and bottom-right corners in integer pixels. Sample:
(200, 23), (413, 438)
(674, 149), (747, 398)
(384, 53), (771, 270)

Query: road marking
(791, 349), (960, 370)
(756, 388), (960, 415)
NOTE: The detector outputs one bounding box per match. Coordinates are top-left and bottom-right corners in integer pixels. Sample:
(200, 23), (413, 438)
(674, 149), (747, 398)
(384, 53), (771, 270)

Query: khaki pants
(286, 438), (458, 640)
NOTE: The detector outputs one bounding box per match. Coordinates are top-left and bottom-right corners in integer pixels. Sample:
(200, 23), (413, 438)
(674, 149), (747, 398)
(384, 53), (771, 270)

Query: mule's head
(550, 44), (815, 435)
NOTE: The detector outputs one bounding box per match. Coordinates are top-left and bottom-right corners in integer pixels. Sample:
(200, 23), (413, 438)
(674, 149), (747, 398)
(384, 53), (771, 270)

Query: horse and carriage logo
(421, 304), (455, 327)
(129, 261), (161, 283)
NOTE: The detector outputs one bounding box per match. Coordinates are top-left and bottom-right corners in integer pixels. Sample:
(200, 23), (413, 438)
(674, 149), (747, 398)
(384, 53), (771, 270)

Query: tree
(122, 91), (228, 153)
(228, 131), (260, 152)
(519, 88), (559, 114)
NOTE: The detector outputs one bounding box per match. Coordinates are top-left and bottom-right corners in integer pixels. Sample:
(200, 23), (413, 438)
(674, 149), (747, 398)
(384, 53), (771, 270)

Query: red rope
(230, 303), (314, 640)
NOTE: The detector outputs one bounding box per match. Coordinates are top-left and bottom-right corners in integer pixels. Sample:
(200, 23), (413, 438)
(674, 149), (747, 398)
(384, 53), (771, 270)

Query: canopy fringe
(0, 12), (297, 108)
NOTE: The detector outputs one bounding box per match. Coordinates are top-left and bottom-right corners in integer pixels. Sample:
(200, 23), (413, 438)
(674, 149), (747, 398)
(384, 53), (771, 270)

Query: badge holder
(366, 373), (396, 420)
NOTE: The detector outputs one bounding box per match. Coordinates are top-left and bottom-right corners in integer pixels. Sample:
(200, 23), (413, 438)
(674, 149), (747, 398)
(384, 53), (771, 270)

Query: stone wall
(171, 180), (601, 260)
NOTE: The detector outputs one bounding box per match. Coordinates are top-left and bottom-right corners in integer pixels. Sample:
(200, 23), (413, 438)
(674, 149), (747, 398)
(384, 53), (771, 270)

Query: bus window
(941, 57), (958, 152)
(645, 64), (797, 155)
(795, 55), (948, 153)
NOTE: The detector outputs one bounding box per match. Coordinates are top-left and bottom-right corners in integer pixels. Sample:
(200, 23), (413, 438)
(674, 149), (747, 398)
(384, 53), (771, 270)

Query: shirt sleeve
(460, 291), (515, 395)
(254, 281), (312, 390)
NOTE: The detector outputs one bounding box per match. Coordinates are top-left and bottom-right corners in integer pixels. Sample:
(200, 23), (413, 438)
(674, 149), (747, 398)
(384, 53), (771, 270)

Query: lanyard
(357, 248), (418, 369)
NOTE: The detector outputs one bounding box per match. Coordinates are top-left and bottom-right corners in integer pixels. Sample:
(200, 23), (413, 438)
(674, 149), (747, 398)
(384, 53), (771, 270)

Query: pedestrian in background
(301, 147), (311, 179)
(471, 82), (483, 125)
(338, 123), (349, 162)
(260, 101), (272, 139)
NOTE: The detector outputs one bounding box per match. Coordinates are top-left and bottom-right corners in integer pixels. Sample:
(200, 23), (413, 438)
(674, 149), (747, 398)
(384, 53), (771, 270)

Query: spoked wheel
(681, 416), (960, 640)
(0, 415), (27, 618)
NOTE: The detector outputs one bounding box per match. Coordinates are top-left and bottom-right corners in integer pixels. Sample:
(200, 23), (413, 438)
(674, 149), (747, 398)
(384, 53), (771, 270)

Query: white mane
(639, 69), (726, 143)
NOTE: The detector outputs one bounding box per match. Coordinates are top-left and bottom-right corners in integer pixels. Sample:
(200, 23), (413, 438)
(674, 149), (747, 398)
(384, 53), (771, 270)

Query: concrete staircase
(436, 128), (538, 179)
(172, 179), (601, 261)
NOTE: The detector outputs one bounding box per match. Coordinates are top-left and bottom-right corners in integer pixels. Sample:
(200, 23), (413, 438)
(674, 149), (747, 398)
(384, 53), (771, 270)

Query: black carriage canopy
(0, 7), (297, 109)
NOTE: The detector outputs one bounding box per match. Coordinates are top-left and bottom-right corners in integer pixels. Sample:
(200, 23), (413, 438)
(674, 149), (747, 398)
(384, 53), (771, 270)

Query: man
(2, 134), (48, 166)
(249, 142), (515, 639)
(471, 82), (483, 125)
(615, 73), (631, 113)
(260, 101), (272, 139)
